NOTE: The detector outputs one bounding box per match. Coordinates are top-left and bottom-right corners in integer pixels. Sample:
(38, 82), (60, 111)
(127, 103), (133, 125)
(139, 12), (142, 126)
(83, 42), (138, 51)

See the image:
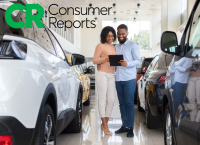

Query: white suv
(0, 2), (84, 145)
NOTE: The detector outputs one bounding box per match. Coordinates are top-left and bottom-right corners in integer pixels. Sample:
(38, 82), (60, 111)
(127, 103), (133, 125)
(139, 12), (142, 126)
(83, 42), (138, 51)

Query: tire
(164, 105), (175, 145)
(63, 91), (82, 133)
(83, 88), (90, 106)
(137, 92), (144, 112)
(34, 104), (56, 145)
(146, 101), (162, 129)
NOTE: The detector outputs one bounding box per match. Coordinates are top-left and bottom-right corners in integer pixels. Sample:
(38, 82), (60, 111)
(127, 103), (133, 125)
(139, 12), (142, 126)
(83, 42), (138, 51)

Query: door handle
(51, 62), (56, 69)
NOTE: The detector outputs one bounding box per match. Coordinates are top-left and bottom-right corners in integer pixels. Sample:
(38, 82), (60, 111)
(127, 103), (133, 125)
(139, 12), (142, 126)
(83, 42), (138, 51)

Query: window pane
(102, 20), (150, 50)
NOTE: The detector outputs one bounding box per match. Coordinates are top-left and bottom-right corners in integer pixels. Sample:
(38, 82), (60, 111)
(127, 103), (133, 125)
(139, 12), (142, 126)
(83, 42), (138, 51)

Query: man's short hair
(117, 24), (128, 32)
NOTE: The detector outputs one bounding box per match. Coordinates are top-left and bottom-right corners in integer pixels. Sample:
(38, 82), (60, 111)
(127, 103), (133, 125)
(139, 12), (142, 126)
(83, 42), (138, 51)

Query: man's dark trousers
(116, 79), (136, 129)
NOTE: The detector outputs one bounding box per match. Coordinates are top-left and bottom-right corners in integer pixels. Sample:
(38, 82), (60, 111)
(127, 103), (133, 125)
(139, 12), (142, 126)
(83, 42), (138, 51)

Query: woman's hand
(186, 67), (192, 72)
(106, 57), (109, 62)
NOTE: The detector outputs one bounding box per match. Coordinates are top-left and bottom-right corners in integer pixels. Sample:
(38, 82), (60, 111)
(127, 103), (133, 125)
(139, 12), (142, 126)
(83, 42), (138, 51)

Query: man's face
(117, 28), (128, 44)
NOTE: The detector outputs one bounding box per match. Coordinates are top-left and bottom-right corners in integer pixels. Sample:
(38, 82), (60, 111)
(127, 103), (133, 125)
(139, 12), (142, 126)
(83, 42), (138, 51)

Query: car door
(46, 27), (79, 114)
(139, 55), (159, 109)
(170, 1), (200, 145)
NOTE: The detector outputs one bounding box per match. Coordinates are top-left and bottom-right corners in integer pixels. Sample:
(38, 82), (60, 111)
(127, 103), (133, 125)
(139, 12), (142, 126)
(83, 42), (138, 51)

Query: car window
(33, 22), (56, 55)
(147, 55), (159, 71)
(46, 28), (67, 62)
(143, 59), (153, 67)
(185, 2), (200, 57)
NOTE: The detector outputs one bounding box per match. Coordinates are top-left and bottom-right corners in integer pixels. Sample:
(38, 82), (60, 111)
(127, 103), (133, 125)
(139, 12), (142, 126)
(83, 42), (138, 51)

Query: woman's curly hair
(100, 26), (116, 43)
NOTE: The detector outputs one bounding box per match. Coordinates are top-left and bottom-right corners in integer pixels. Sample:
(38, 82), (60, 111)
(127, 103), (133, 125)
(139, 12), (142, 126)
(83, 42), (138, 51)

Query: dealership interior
(1, 0), (199, 145)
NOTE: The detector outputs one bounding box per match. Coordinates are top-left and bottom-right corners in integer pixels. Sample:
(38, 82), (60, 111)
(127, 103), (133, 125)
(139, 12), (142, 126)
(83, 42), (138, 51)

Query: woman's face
(106, 31), (114, 44)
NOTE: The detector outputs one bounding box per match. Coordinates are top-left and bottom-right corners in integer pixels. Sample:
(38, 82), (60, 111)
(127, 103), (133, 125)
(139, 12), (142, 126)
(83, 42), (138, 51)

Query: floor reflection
(57, 89), (164, 145)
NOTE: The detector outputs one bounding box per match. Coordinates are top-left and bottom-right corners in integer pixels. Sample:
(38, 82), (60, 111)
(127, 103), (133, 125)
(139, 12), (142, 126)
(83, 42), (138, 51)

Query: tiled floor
(57, 89), (164, 145)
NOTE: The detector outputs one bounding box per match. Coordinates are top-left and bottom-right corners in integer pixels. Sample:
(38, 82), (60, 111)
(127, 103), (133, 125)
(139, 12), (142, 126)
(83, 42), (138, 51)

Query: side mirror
(71, 54), (85, 66)
(160, 31), (180, 55)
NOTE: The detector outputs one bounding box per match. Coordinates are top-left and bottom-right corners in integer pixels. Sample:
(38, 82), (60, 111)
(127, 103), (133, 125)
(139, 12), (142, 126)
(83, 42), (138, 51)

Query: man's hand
(119, 60), (127, 67)
(97, 64), (102, 70)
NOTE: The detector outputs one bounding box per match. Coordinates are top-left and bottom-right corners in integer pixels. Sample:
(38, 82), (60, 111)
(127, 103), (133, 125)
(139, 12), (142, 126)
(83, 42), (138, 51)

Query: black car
(84, 66), (95, 89)
(160, 1), (200, 145)
(137, 52), (173, 129)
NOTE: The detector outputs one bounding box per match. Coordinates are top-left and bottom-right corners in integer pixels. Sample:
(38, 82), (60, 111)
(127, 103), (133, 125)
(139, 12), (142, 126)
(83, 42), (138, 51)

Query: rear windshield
(143, 58), (153, 67)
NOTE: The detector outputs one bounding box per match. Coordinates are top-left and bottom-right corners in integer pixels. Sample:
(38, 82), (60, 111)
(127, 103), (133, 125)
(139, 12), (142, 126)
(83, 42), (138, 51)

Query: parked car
(135, 57), (154, 104)
(0, 2), (85, 145)
(85, 66), (95, 89)
(66, 54), (91, 106)
(137, 52), (173, 129)
(160, 1), (200, 144)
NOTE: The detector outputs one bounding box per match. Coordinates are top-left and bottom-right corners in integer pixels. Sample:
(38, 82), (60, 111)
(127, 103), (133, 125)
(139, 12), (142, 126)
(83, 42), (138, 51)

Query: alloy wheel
(44, 115), (54, 145)
(166, 113), (172, 145)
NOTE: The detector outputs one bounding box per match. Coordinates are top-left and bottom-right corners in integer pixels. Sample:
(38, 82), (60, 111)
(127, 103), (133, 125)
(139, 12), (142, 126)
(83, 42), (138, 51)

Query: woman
(93, 26), (116, 135)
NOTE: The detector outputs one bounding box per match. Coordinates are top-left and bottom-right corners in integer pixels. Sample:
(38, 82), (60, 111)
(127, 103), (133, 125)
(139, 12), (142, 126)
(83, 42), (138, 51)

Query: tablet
(109, 55), (124, 66)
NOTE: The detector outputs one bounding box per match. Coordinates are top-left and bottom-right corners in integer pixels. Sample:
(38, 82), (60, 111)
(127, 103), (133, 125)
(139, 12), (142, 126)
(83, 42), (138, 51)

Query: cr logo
(5, 4), (45, 28)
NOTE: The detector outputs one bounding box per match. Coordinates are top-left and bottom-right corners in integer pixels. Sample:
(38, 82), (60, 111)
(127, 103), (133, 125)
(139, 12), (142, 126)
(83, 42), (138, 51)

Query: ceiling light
(94, 17), (98, 24)
(113, 11), (116, 15)
(135, 11), (138, 18)
(89, 3), (92, 7)
(113, 18), (117, 23)
(137, 3), (141, 11)
(133, 17), (137, 23)
(112, 3), (116, 12)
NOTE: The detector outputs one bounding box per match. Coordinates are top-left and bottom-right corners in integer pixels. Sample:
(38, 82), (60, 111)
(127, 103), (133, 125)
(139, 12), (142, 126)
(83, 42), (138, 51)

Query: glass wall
(102, 21), (150, 50)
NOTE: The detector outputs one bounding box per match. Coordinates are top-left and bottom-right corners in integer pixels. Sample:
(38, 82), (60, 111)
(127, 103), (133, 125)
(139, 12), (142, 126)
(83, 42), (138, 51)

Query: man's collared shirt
(115, 39), (141, 82)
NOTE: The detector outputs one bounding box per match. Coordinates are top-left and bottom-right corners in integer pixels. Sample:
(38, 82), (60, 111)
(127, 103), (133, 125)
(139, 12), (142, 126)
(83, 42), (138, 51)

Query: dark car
(160, 1), (200, 145)
(135, 57), (154, 104)
(137, 52), (173, 129)
(85, 66), (95, 89)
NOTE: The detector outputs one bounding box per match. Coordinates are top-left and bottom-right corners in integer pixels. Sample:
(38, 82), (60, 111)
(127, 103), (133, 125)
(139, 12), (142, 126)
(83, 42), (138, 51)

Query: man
(98, 24), (141, 138)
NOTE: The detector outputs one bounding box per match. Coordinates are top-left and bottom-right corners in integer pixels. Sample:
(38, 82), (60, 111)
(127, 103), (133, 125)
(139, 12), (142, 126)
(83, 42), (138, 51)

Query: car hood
(147, 67), (167, 81)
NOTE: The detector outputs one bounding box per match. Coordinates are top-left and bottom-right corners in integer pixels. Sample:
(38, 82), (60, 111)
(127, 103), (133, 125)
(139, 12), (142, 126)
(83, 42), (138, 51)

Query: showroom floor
(57, 89), (164, 145)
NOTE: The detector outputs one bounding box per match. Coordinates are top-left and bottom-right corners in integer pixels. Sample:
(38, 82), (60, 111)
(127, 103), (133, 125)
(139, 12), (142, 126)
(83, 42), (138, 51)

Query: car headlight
(0, 40), (27, 59)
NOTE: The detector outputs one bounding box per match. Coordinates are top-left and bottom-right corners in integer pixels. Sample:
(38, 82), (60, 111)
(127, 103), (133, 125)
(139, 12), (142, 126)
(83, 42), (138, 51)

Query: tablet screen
(109, 55), (124, 66)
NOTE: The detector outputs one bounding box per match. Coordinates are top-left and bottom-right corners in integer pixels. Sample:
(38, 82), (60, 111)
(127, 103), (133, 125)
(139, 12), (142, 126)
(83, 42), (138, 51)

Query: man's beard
(118, 36), (127, 44)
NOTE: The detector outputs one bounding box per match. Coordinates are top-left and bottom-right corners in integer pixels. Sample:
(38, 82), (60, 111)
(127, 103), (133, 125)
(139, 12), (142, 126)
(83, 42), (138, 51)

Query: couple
(93, 24), (141, 138)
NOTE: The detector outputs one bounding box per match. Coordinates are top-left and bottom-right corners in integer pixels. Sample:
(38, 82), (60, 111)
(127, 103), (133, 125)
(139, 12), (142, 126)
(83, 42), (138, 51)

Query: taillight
(0, 135), (12, 145)
(160, 76), (166, 81)
(0, 40), (27, 59)
(142, 67), (146, 72)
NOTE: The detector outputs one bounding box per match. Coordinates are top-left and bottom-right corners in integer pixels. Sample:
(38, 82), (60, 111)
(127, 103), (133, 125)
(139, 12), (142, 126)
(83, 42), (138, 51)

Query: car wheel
(137, 92), (144, 112)
(164, 105), (175, 145)
(83, 88), (90, 106)
(63, 90), (82, 133)
(34, 104), (56, 145)
(145, 94), (162, 129)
